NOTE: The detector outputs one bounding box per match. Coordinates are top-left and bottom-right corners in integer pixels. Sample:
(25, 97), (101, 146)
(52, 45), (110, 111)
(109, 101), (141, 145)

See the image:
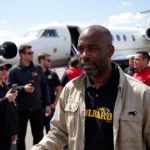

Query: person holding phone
(7, 45), (51, 150)
(0, 59), (18, 150)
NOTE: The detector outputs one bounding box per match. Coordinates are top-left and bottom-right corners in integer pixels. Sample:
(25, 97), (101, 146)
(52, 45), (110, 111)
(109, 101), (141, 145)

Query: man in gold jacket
(31, 25), (150, 150)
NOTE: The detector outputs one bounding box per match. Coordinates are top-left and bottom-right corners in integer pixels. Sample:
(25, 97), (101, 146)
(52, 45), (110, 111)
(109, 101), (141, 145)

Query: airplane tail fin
(140, 10), (150, 14)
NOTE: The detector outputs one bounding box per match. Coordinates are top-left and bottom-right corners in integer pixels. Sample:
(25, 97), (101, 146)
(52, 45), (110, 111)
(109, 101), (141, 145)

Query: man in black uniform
(38, 52), (61, 133)
(7, 45), (51, 150)
(124, 56), (135, 76)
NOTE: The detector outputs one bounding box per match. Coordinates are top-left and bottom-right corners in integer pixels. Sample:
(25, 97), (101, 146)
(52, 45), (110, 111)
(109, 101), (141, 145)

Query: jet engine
(144, 27), (150, 40)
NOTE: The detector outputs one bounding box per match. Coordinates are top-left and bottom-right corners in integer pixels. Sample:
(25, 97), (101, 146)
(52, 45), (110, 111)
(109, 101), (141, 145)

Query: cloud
(106, 12), (144, 26)
(0, 20), (7, 24)
(0, 30), (20, 44)
(117, 1), (132, 7)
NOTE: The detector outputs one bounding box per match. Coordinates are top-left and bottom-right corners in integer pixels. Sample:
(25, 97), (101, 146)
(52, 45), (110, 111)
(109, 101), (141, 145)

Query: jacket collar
(19, 60), (34, 70)
(72, 63), (126, 92)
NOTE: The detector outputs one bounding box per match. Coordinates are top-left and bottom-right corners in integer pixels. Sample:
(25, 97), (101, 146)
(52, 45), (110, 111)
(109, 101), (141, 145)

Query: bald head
(78, 25), (114, 76)
(79, 25), (113, 45)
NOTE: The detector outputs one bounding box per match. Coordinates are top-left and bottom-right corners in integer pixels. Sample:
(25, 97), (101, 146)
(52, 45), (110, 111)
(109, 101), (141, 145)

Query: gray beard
(84, 69), (100, 76)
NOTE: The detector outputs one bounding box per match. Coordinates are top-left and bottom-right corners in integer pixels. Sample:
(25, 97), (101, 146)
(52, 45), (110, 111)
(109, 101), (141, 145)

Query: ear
(108, 45), (114, 58)
(144, 58), (149, 65)
(20, 53), (23, 58)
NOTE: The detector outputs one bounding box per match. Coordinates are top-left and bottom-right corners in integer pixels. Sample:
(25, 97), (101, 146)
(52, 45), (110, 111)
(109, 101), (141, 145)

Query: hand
(24, 84), (34, 93)
(45, 106), (51, 117)
(50, 104), (55, 108)
(50, 102), (57, 108)
(5, 89), (18, 102)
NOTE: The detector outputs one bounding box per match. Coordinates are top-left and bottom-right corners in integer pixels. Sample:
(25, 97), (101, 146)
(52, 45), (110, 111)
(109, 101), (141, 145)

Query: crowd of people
(0, 43), (82, 150)
(0, 24), (150, 150)
(124, 51), (150, 86)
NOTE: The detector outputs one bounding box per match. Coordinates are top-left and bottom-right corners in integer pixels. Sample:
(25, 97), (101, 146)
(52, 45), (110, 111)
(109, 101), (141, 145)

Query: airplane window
(41, 30), (58, 37)
(123, 35), (127, 41)
(116, 35), (121, 41)
(131, 35), (135, 41)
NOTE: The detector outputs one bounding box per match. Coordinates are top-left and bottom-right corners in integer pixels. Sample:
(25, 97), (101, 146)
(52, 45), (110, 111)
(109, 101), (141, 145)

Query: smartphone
(11, 84), (18, 93)
(29, 80), (34, 86)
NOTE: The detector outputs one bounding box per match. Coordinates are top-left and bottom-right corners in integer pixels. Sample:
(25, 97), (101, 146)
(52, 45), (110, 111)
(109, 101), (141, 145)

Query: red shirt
(133, 67), (150, 86)
(66, 67), (83, 81)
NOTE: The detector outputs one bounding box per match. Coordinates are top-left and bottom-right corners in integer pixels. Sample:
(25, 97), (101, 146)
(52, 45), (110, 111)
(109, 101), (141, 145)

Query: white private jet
(3, 11), (150, 68)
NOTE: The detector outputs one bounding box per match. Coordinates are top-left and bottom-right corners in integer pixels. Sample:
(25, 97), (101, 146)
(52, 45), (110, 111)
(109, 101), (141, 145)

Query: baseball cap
(0, 59), (12, 68)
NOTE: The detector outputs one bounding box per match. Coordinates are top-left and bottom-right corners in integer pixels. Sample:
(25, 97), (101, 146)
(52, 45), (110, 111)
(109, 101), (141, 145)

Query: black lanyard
(85, 78), (96, 108)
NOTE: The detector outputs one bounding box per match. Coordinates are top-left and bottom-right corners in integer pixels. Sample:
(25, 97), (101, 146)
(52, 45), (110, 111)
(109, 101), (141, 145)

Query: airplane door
(67, 26), (80, 57)
(67, 26), (80, 48)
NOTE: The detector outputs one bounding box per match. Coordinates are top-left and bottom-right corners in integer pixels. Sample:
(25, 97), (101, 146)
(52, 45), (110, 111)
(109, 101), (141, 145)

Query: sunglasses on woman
(0, 67), (8, 71)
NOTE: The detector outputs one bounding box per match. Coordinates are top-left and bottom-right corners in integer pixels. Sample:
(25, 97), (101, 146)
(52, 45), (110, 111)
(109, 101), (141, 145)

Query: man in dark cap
(0, 59), (18, 150)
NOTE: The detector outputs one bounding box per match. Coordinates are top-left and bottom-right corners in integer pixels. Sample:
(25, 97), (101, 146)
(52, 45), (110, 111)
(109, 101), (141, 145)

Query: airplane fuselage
(3, 22), (150, 68)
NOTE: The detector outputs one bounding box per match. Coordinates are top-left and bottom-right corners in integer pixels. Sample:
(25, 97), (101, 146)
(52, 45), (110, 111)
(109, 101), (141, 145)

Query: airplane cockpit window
(116, 35), (121, 41)
(41, 29), (58, 37)
(123, 35), (127, 41)
(24, 30), (41, 37)
(131, 35), (135, 41)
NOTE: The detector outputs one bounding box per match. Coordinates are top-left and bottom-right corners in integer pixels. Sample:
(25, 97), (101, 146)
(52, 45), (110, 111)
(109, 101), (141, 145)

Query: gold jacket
(31, 66), (150, 150)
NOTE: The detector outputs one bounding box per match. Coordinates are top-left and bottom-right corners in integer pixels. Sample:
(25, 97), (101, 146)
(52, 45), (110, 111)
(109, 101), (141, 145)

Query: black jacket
(124, 66), (135, 76)
(0, 82), (18, 137)
(0, 82), (9, 133)
(45, 69), (60, 104)
(7, 61), (51, 110)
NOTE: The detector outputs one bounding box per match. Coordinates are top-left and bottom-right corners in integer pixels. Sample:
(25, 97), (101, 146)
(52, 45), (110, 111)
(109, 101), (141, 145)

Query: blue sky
(0, 0), (149, 41)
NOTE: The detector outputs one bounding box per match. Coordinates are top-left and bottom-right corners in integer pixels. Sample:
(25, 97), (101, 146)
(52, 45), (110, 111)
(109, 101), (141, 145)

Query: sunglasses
(43, 59), (51, 62)
(0, 67), (8, 71)
(23, 52), (34, 55)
